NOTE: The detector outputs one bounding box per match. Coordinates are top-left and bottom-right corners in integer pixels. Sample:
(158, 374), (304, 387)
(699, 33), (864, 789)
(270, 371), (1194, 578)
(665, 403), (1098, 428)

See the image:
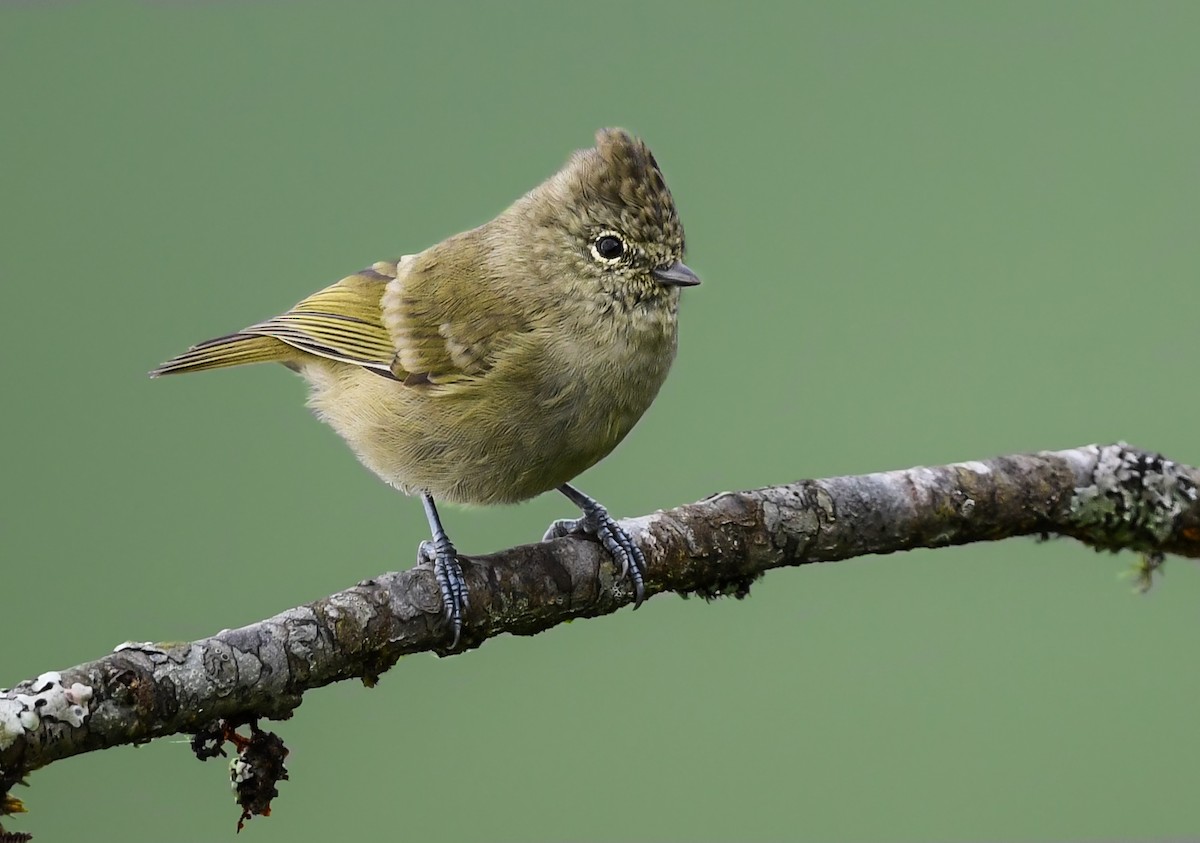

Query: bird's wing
(241, 261), (403, 378)
(380, 248), (534, 386)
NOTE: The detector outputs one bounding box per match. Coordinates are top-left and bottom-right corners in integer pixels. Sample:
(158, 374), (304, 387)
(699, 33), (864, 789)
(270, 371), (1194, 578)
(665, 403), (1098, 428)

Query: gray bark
(2, 442), (1197, 821)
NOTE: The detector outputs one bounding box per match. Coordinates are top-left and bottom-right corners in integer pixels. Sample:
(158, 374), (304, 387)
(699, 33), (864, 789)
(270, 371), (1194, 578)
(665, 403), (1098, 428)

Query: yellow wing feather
(149, 334), (296, 376)
(153, 247), (534, 386)
(152, 262), (402, 378)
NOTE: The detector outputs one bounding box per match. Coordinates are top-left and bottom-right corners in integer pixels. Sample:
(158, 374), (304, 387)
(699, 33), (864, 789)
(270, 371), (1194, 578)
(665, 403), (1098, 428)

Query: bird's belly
(299, 353), (670, 506)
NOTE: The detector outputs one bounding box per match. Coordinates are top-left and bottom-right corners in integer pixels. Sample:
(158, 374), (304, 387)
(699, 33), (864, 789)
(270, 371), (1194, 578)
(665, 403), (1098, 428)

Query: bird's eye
(592, 234), (626, 262)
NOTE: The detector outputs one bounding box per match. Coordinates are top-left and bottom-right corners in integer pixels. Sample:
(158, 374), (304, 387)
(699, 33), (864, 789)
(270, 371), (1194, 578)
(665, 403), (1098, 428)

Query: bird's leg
(417, 493), (468, 648)
(543, 483), (646, 608)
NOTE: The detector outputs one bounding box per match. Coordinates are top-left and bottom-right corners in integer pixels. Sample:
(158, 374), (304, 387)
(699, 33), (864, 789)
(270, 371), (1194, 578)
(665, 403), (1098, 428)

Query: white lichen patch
(230, 756), (252, 785)
(957, 461), (992, 475)
(325, 592), (374, 627)
(0, 671), (93, 750)
(1069, 443), (1198, 544)
(0, 701), (29, 751)
(113, 641), (167, 654)
(621, 512), (664, 550)
(908, 466), (940, 488)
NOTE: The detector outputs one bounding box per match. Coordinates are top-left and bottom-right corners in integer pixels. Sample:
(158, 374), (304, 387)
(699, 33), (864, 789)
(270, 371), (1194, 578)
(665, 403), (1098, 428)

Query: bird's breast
(540, 307), (678, 454)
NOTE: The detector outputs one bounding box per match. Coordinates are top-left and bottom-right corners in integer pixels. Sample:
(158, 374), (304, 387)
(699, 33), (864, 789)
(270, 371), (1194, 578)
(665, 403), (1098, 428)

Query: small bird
(152, 128), (699, 646)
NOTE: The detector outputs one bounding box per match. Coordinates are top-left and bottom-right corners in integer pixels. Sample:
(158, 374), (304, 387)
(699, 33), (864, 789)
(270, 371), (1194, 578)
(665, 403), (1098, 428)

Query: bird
(152, 128), (699, 647)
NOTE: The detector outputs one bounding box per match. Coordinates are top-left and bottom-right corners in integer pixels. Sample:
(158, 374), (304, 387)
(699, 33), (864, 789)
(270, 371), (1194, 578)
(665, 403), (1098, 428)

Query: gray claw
(419, 538), (467, 648)
(543, 517), (582, 543)
(544, 507), (646, 608)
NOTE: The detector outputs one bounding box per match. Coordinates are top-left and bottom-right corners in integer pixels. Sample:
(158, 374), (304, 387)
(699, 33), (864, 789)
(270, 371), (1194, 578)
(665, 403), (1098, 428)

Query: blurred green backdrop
(3, 2), (1199, 841)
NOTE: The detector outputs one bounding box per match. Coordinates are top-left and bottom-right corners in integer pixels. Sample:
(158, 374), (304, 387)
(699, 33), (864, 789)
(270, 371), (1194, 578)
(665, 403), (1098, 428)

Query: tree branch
(3, 442), (1198, 825)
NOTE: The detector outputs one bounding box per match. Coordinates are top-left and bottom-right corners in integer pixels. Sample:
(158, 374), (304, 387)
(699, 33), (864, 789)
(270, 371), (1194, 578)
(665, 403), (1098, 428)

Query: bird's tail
(150, 333), (299, 377)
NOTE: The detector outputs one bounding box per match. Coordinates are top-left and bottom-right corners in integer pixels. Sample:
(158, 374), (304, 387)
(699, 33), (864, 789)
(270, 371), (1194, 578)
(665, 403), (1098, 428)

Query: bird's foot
(545, 500), (646, 608)
(418, 536), (468, 648)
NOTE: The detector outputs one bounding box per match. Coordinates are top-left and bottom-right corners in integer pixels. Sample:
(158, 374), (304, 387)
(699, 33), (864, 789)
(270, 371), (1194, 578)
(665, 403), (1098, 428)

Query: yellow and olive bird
(152, 129), (699, 646)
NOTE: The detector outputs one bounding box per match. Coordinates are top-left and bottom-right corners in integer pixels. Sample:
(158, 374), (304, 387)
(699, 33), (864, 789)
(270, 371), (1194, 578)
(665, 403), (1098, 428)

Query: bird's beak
(651, 261), (701, 287)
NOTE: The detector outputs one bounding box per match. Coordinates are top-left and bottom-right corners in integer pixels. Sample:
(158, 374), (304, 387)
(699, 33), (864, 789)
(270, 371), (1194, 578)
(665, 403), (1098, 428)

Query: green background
(3, 2), (1198, 841)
